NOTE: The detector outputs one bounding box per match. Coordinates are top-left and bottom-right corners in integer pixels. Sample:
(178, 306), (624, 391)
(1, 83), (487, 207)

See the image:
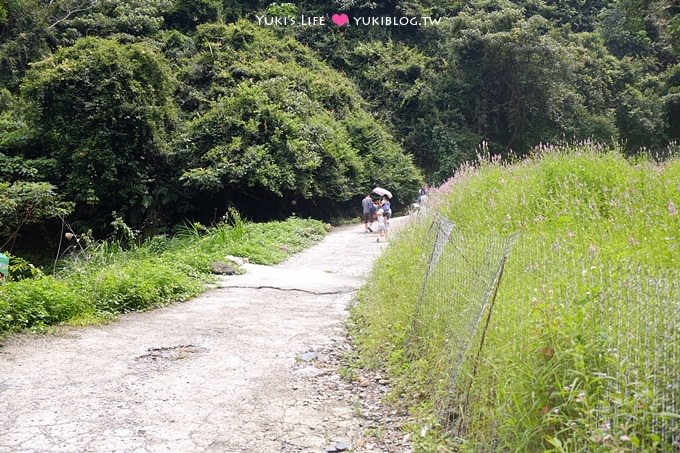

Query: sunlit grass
(351, 144), (679, 451)
(0, 216), (326, 337)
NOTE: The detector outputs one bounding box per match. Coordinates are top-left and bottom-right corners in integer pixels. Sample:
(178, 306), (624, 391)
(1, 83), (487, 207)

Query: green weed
(351, 144), (679, 451)
(0, 216), (326, 337)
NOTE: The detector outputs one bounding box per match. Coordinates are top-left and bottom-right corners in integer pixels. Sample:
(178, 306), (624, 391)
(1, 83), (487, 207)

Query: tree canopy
(0, 0), (677, 250)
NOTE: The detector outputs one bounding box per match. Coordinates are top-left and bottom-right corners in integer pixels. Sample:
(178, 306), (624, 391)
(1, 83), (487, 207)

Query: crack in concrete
(219, 285), (354, 296)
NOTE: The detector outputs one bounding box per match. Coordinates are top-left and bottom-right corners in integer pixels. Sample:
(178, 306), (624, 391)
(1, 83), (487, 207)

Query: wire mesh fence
(586, 266), (679, 451)
(406, 217), (518, 436)
(407, 217), (679, 451)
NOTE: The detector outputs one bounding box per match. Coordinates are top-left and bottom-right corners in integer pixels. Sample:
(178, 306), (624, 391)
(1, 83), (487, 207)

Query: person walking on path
(376, 209), (388, 242)
(381, 196), (392, 225)
(361, 193), (375, 232)
(417, 185), (429, 203)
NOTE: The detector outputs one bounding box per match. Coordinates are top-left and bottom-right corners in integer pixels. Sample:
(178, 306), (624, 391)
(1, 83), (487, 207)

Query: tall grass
(0, 216), (326, 336)
(351, 144), (679, 451)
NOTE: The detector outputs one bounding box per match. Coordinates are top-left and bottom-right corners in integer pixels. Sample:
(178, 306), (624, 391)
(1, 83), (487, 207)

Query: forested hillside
(1, 0), (678, 256)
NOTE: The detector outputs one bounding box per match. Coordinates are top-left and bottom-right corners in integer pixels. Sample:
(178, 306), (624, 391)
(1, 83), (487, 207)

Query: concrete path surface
(0, 218), (409, 453)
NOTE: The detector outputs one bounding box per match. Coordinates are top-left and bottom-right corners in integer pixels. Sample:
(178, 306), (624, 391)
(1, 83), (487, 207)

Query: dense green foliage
(0, 181), (73, 249)
(1, 2), (678, 447)
(22, 37), (176, 227)
(177, 21), (421, 206)
(0, 216), (326, 335)
(1, 0), (678, 252)
(351, 145), (679, 450)
(295, 0), (678, 179)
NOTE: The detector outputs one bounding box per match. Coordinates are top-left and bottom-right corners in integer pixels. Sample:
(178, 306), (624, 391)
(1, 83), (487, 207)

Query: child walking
(376, 209), (388, 242)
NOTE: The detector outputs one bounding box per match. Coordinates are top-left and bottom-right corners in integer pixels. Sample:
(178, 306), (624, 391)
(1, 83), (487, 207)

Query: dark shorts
(384, 212), (391, 220)
(362, 212), (373, 223)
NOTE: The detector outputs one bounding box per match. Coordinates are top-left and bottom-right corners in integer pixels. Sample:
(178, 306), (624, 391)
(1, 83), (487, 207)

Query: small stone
(334, 441), (352, 451)
(293, 366), (324, 378)
(299, 352), (318, 362)
(211, 262), (236, 275)
(325, 446), (337, 453)
(225, 255), (248, 265)
(358, 379), (370, 387)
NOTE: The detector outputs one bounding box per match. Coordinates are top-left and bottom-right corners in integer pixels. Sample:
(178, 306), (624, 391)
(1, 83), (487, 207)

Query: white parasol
(372, 187), (393, 199)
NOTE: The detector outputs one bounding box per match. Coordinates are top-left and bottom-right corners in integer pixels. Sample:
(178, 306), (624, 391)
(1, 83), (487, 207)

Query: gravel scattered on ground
(0, 218), (415, 452)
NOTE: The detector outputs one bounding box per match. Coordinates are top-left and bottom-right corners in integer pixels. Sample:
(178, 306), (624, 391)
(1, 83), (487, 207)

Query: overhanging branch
(47, 0), (98, 29)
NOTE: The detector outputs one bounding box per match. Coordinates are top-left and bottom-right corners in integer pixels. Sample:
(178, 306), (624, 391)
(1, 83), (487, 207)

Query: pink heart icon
(331, 13), (349, 27)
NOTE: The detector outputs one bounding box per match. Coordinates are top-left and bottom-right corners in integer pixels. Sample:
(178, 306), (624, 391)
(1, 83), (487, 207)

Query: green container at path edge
(0, 253), (8, 279)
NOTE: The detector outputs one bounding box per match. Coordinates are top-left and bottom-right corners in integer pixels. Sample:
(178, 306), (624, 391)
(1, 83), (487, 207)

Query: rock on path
(0, 218), (412, 452)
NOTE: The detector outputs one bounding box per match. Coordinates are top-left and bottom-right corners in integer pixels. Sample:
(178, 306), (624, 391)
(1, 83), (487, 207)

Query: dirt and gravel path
(0, 219), (413, 453)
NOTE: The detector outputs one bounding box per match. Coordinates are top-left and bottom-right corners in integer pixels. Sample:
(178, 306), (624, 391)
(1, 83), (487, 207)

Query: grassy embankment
(351, 144), (679, 451)
(0, 214), (326, 338)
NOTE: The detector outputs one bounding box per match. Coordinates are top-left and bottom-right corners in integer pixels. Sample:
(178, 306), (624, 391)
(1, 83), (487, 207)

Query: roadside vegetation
(351, 144), (680, 451)
(0, 213), (326, 338)
(2, 0), (678, 250)
(0, 0), (678, 447)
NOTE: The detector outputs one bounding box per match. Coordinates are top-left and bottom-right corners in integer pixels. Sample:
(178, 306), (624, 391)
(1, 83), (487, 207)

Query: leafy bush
(21, 37), (176, 229)
(0, 251), (44, 281)
(177, 21), (423, 206)
(90, 259), (201, 313)
(0, 277), (88, 332)
(0, 181), (74, 246)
